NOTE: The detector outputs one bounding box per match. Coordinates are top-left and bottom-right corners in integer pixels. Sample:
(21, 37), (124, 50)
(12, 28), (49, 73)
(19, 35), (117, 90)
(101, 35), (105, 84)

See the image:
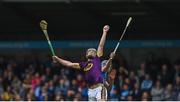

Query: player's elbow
(102, 66), (108, 72)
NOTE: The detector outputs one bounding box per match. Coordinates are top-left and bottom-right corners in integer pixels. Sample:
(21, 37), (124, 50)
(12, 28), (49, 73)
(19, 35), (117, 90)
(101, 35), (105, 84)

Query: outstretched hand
(103, 25), (110, 33)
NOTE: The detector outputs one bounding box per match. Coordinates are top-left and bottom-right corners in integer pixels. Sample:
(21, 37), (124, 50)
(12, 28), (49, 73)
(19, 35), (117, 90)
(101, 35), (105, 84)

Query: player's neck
(87, 58), (92, 61)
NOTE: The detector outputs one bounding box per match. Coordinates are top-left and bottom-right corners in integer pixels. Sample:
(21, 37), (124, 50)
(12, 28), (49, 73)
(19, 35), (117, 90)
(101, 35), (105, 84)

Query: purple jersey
(79, 56), (103, 86)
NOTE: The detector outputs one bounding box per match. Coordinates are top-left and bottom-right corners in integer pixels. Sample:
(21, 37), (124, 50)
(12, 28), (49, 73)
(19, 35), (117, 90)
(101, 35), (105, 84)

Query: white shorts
(88, 84), (107, 101)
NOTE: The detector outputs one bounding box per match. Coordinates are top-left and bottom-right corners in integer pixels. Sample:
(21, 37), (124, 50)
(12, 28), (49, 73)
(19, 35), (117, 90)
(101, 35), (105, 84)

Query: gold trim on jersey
(84, 63), (93, 71)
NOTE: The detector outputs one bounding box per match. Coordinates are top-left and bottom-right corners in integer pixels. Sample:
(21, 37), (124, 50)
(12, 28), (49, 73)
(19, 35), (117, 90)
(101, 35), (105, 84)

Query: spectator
(159, 64), (173, 87)
(141, 74), (153, 92)
(141, 91), (151, 101)
(129, 70), (139, 89)
(127, 95), (133, 101)
(162, 83), (176, 100)
(14, 94), (22, 101)
(0, 76), (4, 95)
(73, 92), (82, 101)
(124, 78), (130, 87)
(173, 61), (180, 79)
(23, 73), (32, 89)
(52, 75), (59, 85)
(2, 86), (13, 101)
(54, 92), (64, 101)
(151, 80), (164, 101)
(41, 74), (47, 84)
(45, 67), (52, 80)
(76, 74), (84, 88)
(26, 92), (35, 101)
(70, 79), (78, 93)
(138, 62), (146, 78)
(109, 85), (119, 101)
(120, 84), (130, 101)
(39, 85), (48, 101)
(119, 66), (129, 79)
(116, 66), (129, 90)
(131, 83), (141, 101)
(63, 75), (70, 89)
(31, 73), (41, 89)
(174, 76), (180, 100)
(34, 79), (41, 100)
(80, 86), (88, 100)
(66, 89), (75, 101)
(55, 78), (68, 96)
(48, 80), (55, 100)
(11, 76), (21, 92)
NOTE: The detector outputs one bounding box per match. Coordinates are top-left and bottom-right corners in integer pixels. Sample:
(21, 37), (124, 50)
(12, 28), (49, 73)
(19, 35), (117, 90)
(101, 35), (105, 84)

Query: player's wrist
(103, 31), (108, 33)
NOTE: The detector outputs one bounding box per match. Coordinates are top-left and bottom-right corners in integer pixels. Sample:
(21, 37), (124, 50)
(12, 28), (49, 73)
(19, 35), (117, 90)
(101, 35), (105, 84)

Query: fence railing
(0, 40), (180, 49)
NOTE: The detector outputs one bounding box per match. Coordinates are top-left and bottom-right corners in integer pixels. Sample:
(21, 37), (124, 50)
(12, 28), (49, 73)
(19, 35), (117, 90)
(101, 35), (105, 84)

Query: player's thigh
(88, 89), (96, 101)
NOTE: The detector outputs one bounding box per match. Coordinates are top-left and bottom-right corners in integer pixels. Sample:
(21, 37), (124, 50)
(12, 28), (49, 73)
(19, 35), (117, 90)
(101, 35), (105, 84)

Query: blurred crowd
(0, 54), (179, 101)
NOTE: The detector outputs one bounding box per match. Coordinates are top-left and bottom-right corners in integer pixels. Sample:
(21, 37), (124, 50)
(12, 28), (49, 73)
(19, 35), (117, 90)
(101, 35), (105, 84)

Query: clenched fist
(52, 56), (59, 63)
(103, 25), (110, 33)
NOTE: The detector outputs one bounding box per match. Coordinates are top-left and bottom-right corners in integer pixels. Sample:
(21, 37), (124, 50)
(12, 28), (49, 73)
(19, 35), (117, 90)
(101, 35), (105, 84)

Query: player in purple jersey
(52, 25), (110, 101)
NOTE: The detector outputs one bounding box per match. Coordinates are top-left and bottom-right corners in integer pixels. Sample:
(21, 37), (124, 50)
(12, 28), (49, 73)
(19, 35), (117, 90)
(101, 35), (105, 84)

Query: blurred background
(0, 0), (179, 101)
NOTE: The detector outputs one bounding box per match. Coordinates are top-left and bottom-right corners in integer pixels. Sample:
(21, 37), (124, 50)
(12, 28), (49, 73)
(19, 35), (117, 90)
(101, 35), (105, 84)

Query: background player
(101, 52), (117, 93)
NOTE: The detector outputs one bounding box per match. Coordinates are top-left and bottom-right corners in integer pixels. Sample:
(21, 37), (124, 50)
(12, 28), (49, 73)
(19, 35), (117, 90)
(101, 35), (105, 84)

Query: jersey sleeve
(79, 61), (94, 72)
(79, 62), (86, 70)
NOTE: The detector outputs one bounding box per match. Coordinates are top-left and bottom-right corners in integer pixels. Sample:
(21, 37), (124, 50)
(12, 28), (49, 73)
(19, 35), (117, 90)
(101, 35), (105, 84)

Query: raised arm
(52, 56), (80, 69)
(102, 58), (112, 72)
(97, 25), (110, 57)
(102, 52), (115, 72)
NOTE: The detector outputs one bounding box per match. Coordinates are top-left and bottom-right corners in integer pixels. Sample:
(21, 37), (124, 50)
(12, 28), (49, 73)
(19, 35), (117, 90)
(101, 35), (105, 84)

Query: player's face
(86, 48), (97, 59)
